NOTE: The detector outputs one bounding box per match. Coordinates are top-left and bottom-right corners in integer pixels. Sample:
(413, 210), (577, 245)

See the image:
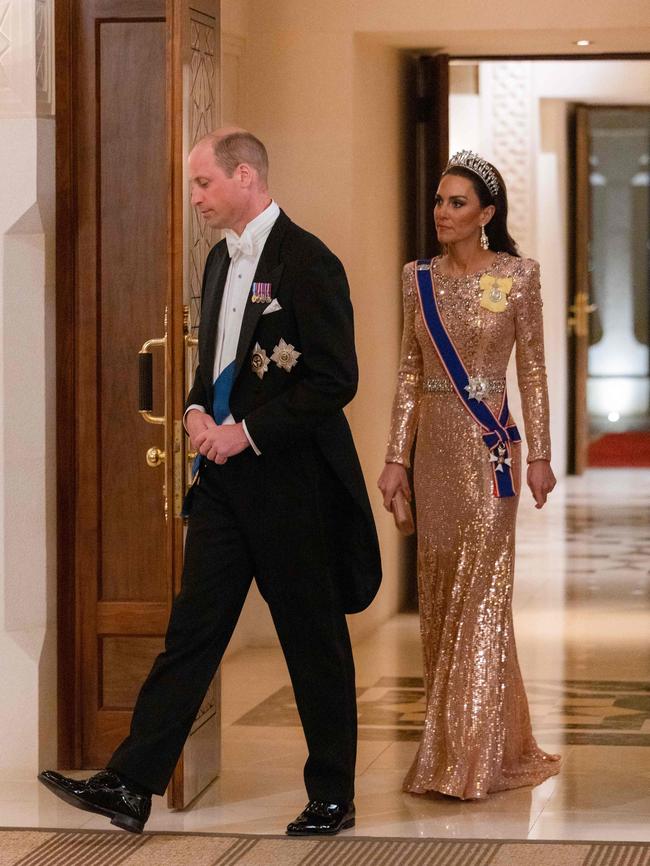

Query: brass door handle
(138, 309), (168, 519)
(138, 331), (167, 425)
(183, 305), (199, 492)
(146, 446), (165, 467)
(184, 306), (198, 349)
(568, 291), (597, 337)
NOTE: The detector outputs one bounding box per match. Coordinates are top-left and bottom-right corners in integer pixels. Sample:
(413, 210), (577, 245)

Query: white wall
(0, 1), (57, 780)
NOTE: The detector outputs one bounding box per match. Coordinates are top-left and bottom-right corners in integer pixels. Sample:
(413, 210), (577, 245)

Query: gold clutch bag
(391, 489), (415, 536)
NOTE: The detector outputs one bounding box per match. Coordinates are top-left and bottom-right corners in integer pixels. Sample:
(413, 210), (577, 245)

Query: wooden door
(402, 52), (449, 609)
(568, 105), (597, 474)
(56, 0), (220, 809)
(411, 53), (449, 259)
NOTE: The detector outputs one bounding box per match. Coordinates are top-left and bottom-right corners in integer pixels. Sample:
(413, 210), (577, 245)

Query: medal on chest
(272, 338), (301, 372)
(479, 274), (512, 313)
(251, 343), (270, 379)
(251, 282), (273, 304)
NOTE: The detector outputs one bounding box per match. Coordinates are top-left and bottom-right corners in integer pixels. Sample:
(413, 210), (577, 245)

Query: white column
(480, 61), (537, 259)
(0, 0), (57, 779)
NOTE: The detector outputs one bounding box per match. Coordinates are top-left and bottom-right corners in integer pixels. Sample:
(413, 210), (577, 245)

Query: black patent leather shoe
(286, 800), (355, 836)
(38, 769), (151, 833)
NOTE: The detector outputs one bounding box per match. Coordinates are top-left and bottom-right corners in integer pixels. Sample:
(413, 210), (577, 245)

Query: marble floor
(3, 469), (650, 841)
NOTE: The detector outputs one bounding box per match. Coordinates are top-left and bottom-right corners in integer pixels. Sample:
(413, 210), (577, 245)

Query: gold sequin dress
(386, 253), (561, 800)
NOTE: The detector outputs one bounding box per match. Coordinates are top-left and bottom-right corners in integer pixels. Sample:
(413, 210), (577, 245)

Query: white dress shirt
(186, 200), (281, 455)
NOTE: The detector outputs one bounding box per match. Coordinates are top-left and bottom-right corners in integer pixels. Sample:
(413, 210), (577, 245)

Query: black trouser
(109, 444), (357, 802)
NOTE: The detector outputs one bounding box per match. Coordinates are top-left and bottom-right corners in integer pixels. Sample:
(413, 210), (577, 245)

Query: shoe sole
(286, 817), (355, 836)
(37, 774), (145, 834)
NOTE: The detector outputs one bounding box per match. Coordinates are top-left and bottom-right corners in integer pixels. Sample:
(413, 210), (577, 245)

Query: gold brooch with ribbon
(479, 274), (512, 313)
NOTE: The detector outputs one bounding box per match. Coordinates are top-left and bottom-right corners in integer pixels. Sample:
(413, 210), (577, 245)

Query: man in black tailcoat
(39, 129), (381, 836)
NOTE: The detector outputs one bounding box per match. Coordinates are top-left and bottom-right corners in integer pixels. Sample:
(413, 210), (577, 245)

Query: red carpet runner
(588, 431), (650, 467)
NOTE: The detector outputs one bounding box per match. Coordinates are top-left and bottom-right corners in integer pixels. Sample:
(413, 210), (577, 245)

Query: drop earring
(480, 224), (489, 251)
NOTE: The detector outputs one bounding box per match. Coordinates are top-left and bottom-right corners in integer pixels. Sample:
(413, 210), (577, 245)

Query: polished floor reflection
(3, 469), (649, 840)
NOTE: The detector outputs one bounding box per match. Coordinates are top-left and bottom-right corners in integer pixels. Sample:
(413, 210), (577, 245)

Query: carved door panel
(165, 0), (222, 809)
(57, 0), (221, 810)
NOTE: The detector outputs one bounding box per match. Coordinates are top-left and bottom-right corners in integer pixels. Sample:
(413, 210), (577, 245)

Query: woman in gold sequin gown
(379, 153), (561, 800)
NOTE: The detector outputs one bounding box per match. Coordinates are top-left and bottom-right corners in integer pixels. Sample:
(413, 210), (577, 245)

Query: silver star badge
(271, 338), (301, 372)
(251, 342), (270, 379)
(489, 444), (512, 473)
(465, 376), (489, 402)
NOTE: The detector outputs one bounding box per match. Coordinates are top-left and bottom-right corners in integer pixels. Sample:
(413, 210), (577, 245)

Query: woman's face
(434, 173), (494, 246)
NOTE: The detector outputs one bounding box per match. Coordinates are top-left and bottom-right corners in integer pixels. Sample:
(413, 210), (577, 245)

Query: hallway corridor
(3, 470), (649, 841)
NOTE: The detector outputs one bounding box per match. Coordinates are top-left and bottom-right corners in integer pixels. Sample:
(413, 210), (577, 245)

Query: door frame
(54, 0), (80, 770)
(569, 102), (650, 471)
(567, 103), (592, 475)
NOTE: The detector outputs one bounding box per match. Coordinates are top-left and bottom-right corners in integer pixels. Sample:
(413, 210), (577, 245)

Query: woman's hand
(378, 462), (411, 511)
(527, 459), (556, 509)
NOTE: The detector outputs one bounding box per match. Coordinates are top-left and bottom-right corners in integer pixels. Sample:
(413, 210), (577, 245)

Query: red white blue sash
(414, 260), (520, 498)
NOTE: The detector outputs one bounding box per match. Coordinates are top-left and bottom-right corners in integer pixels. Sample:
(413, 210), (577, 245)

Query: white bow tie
(225, 228), (256, 259)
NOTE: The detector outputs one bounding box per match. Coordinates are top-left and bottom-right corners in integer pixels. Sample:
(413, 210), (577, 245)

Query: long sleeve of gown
(514, 260), (551, 462)
(385, 264), (423, 467)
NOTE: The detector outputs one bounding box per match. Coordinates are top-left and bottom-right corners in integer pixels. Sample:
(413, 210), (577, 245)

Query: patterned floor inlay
(3, 830), (650, 866)
(234, 678), (650, 745)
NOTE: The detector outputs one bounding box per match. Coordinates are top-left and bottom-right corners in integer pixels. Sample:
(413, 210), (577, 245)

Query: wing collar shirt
(186, 199), (281, 455)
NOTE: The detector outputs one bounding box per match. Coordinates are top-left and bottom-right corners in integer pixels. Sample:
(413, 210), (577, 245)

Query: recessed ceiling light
(575, 39), (593, 47)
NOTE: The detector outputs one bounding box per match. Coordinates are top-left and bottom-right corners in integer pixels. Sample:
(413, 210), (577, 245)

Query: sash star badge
(489, 443), (512, 473)
(271, 338), (301, 372)
(465, 375), (489, 403)
(251, 342), (270, 379)
(479, 274), (512, 313)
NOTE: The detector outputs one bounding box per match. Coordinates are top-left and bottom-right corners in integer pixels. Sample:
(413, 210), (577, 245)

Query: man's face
(188, 142), (243, 230)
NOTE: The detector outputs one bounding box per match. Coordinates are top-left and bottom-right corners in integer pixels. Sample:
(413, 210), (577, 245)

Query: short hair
(212, 132), (269, 185)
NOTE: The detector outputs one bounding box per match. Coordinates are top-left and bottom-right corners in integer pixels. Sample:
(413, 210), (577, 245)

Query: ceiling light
(575, 39), (593, 47)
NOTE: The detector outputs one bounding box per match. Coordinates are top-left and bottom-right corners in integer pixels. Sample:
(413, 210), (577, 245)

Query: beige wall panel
(242, 36), (356, 260)
(353, 0), (648, 30)
(353, 0), (650, 53)
(220, 2), (277, 652)
(347, 36), (408, 638)
(221, 0), (250, 37)
(240, 5), (410, 640)
(222, 34), (245, 126)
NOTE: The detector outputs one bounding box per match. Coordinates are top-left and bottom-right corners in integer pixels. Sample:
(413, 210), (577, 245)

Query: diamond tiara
(445, 150), (500, 199)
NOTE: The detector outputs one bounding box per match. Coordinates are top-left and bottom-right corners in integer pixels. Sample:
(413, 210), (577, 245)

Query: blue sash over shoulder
(414, 260), (521, 498)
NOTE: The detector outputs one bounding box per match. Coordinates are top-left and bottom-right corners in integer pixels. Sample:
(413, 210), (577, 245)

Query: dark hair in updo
(442, 163), (520, 257)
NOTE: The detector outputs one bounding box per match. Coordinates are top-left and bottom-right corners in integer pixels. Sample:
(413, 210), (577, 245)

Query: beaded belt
(423, 377), (505, 394)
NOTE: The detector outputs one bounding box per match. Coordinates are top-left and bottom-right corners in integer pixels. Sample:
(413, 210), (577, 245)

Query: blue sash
(414, 260), (521, 498)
